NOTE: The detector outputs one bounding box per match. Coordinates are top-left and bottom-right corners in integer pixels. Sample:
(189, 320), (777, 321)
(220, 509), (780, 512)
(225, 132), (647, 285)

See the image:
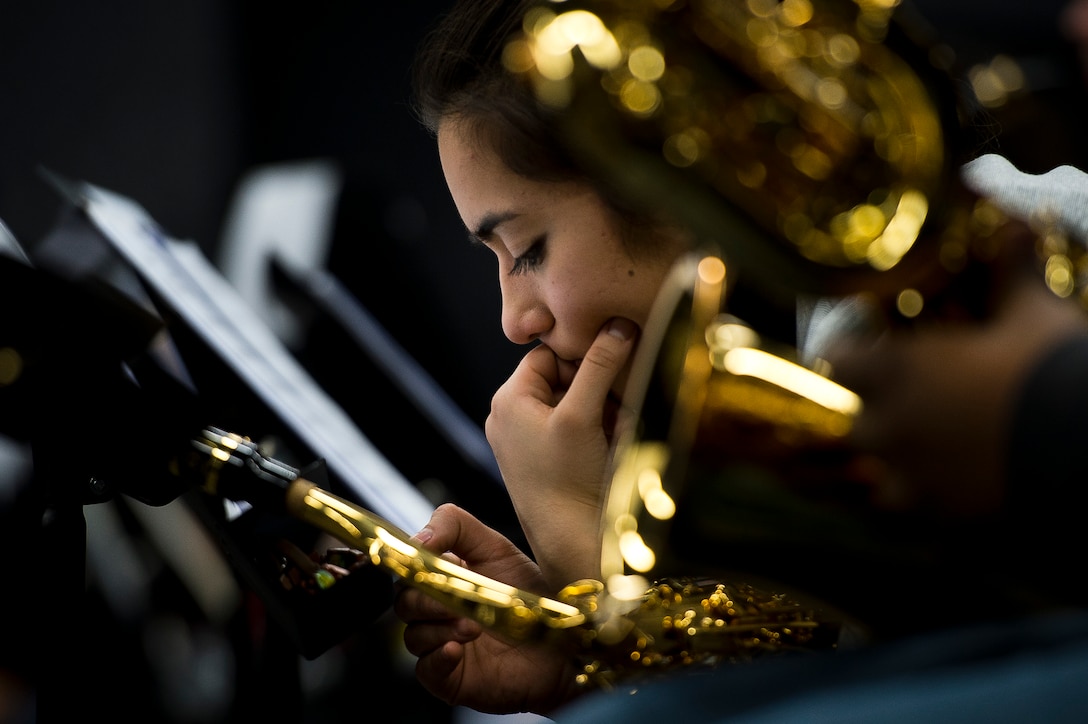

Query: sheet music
(77, 181), (435, 534)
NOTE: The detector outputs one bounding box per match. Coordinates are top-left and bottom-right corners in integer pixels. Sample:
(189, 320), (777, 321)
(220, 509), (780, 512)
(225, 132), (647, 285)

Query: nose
(499, 276), (553, 345)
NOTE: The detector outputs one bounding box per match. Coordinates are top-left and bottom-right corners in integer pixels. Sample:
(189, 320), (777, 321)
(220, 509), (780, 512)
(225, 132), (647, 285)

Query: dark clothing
(556, 610), (1088, 723)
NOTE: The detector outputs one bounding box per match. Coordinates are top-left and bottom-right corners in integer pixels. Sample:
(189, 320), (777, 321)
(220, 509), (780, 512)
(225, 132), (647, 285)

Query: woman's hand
(485, 318), (637, 588)
(394, 504), (583, 715)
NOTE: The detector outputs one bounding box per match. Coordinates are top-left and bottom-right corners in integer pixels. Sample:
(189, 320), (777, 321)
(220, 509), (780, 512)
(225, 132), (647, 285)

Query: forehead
(437, 116), (508, 187)
(437, 116), (581, 228)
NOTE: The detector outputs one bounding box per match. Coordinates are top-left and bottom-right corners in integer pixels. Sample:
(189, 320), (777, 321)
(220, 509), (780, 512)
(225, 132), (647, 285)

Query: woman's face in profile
(437, 115), (687, 397)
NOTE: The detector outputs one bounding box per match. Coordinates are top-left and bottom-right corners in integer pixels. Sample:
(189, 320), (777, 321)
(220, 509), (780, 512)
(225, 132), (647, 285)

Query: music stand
(4, 174), (441, 719)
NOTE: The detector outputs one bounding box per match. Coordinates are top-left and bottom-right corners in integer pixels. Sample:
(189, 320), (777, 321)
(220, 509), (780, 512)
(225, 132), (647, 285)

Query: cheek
(551, 267), (656, 333)
(618, 264), (675, 329)
(545, 279), (602, 326)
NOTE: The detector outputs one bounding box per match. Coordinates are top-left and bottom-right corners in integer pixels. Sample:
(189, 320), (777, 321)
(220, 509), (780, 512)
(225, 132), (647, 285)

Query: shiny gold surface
(287, 473), (836, 681)
(285, 479), (588, 641)
(600, 252), (866, 610)
(191, 427), (837, 685)
(564, 576), (832, 687)
(508, 0), (955, 300)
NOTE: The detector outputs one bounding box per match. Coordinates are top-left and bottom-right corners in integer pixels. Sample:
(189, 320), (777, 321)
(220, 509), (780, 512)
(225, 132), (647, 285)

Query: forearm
(514, 496), (604, 591)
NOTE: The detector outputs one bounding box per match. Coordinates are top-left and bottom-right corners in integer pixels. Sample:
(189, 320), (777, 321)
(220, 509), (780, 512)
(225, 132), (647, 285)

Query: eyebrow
(470, 211), (519, 244)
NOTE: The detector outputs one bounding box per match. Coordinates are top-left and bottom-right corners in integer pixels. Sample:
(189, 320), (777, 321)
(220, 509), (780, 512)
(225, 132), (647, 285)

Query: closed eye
(510, 237), (545, 276)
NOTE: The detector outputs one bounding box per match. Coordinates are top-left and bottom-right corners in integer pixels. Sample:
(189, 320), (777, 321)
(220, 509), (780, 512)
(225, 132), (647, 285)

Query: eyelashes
(509, 237), (545, 276)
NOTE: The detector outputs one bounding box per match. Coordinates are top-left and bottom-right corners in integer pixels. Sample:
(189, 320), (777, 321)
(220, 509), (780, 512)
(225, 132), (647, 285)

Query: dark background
(1, 1), (1087, 723)
(0, 1), (521, 421)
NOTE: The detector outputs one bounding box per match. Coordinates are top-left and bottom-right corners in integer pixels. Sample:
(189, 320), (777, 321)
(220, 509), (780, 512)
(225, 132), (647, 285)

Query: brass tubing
(283, 479), (587, 641)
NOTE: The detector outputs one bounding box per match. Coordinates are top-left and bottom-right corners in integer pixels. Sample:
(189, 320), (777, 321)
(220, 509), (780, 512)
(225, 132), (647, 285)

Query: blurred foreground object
(506, 0), (1088, 650)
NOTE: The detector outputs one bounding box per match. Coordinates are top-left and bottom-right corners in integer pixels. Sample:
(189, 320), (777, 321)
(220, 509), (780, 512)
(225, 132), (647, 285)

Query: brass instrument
(185, 427), (836, 688)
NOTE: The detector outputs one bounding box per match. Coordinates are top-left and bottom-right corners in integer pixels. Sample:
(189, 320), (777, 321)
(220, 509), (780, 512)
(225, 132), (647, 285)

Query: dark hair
(410, 0), (688, 255)
(410, 0), (584, 183)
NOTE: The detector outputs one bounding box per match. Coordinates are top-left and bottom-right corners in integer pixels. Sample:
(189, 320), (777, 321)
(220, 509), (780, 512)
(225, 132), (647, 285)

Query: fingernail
(412, 526), (434, 545)
(607, 317), (637, 341)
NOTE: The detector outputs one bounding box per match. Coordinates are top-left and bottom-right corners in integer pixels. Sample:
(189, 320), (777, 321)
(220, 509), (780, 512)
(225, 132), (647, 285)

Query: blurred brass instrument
(505, 0), (980, 306)
(507, 0), (1036, 640)
(507, 0), (1088, 650)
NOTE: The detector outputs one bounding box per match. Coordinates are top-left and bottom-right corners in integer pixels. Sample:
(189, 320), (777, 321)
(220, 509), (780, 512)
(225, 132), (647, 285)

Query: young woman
(396, 0), (694, 712)
(394, 0), (1088, 718)
(414, 0), (695, 594)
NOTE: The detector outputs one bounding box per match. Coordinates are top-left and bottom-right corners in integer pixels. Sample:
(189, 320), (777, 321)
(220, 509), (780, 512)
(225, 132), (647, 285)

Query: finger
(560, 317), (637, 416)
(487, 345), (563, 429)
(414, 641), (465, 699)
(509, 343), (563, 400)
(394, 585), (465, 624)
(411, 503), (506, 569)
(402, 619), (481, 658)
